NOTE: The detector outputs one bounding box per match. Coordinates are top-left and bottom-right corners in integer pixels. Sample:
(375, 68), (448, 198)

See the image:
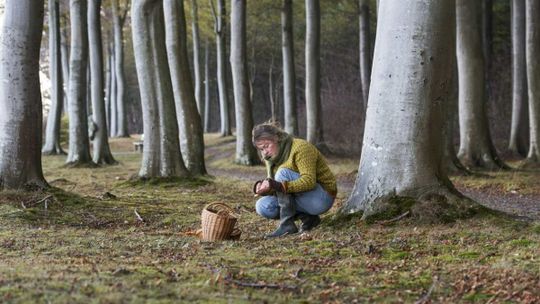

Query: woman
(252, 123), (337, 238)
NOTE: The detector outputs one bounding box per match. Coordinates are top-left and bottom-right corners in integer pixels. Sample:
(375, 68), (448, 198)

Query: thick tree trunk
(132, 0), (189, 178)
(43, 0), (65, 155)
(230, 0), (258, 165)
(509, 0), (529, 157)
(282, 0), (298, 136)
(456, 0), (506, 170)
(358, 0), (372, 108)
(112, 0), (128, 137)
(88, 0), (116, 165)
(163, 0), (207, 175)
(305, 0), (323, 145)
(66, 0), (94, 166)
(204, 41), (211, 133)
(342, 0), (477, 221)
(212, 0), (232, 136)
(191, 0), (203, 118)
(524, 0), (540, 164)
(0, 0), (48, 190)
(482, 0), (493, 73)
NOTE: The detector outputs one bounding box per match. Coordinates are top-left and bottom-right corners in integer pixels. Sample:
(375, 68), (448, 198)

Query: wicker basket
(201, 202), (238, 241)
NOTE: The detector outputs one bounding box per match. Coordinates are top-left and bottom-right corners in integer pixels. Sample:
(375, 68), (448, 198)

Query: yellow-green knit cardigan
(270, 138), (337, 197)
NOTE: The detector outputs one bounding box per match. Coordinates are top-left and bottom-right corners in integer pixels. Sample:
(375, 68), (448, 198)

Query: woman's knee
(255, 197), (279, 219)
(274, 168), (300, 183)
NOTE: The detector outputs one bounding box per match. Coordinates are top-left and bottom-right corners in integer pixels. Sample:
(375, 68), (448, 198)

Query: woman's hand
(256, 179), (271, 195)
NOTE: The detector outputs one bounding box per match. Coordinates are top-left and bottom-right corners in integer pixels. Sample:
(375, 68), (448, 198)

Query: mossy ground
(0, 135), (539, 303)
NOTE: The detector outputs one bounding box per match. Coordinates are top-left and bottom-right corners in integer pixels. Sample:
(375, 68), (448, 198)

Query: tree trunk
(342, 0), (478, 222)
(456, 0), (506, 170)
(61, 27), (70, 113)
(105, 44), (112, 132)
(482, 0), (493, 73)
(132, 0), (189, 178)
(163, 0), (207, 176)
(43, 0), (65, 155)
(110, 45), (118, 137)
(66, 0), (94, 166)
(358, 0), (372, 108)
(112, 0), (128, 137)
(524, 0), (540, 164)
(509, 0), (529, 157)
(305, 0), (323, 145)
(282, 0), (298, 135)
(230, 0), (258, 165)
(0, 0), (48, 190)
(191, 0), (203, 119)
(212, 0), (232, 136)
(204, 40), (211, 133)
(88, 0), (116, 165)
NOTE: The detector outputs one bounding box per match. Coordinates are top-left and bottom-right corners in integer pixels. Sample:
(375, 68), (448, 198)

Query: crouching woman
(252, 123), (337, 238)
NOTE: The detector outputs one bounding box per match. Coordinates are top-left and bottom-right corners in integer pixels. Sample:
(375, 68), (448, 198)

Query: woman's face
(255, 138), (279, 160)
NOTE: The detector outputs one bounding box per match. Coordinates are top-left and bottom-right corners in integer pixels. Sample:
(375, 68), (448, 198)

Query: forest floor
(0, 134), (539, 303)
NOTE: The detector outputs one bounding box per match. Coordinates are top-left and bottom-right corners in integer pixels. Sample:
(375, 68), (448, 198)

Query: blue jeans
(255, 168), (335, 219)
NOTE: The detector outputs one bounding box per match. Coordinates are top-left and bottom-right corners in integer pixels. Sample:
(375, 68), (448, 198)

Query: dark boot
(297, 213), (321, 232)
(265, 193), (298, 238)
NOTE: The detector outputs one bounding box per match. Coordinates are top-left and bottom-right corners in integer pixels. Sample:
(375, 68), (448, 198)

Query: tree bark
(61, 27), (70, 113)
(66, 0), (94, 166)
(211, 0), (232, 136)
(204, 40), (211, 133)
(105, 43), (112, 132)
(509, 0), (529, 157)
(109, 44), (118, 137)
(305, 0), (323, 145)
(163, 0), (207, 175)
(524, 0), (540, 164)
(112, 0), (128, 137)
(132, 0), (189, 178)
(43, 0), (66, 155)
(230, 0), (258, 165)
(342, 0), (477, 221)
(88, 0), (116, 165)
(456, 0), (506, 170)
(282, 0), (298, 135)
(0, 0), (48, 190)
(191, 0), (203, 119)
(358, 0), (372, 108)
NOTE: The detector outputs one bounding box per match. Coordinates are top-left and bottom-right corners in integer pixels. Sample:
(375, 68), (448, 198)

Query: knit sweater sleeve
(284, 144), (318, 193)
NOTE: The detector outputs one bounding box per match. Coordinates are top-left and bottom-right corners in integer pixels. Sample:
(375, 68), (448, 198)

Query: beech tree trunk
(163, 0), (207, 175)
(456, 0), (506, 170)
(61, 28), (70, 113)
(88, 0), (116, 165)
(109, 46), (118, 137)
(509, 0), (529, 156)
(112, 0), (128, 137)
(0, 0), (48, 190)
(191, 0), (203, 118)
(282, 0), (298, 135)
(43, 0), (65, 155)
(132, 0), (189, 178)
(204, 41), (211, 133)
(342, 0), (477, 221)
(66, 0), (94, 166)
(524, 0), (540, 164)
(358, 0), (372, 108)
(105, 44), (112, 131)
(212, 0), (232, 136)
(230, 0), (258, 165)
(305, 0), (323, 145)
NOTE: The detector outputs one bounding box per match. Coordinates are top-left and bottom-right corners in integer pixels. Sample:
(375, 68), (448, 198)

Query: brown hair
(252, 121), (288, 146)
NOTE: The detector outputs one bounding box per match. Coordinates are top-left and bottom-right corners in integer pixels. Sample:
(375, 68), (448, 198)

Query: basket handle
(204, 202), (237, 215)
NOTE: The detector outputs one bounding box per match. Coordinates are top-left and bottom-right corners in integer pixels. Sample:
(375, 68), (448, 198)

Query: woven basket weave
(201, 202), (238, 241)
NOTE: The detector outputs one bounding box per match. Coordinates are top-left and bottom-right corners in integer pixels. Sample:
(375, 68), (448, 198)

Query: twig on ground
(377, 210), (410, 225)
(23, 195), (54, 209)
(415, 276), (438, 304)
(225, 277), (298, 290)
(134, 209), (144, 222)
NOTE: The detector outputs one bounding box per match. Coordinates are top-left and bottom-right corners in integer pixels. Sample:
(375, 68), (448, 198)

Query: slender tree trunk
(112, 0), (128, 137)
(211, 0), (232, 136)
(342, 0), (478, 221)
(43, 0), (65, 155)
(132, 0), (188, 178)
(191, 0), (203, 118)
(509, 0), (529, 156)
(66, 0), (94, 166)
(88, 0), (116, 165)
(110, 46), (118, 137)
(456, 0), (506, 170)
(0, 0), (48, 190)
(61, 27), (70, 113)
(268, 60), (277, 123)
(305, 0), (323, 145)
(282, 0), (298, 135)
(358, 0), (372, 108)
(524, 0), (540, 164)
(204, 41), (211, 133)
(86, 65), (92, 116)
(230, 0), (258, 165)
(105, 44), (112, 132)
(163, 0), (207, 175)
